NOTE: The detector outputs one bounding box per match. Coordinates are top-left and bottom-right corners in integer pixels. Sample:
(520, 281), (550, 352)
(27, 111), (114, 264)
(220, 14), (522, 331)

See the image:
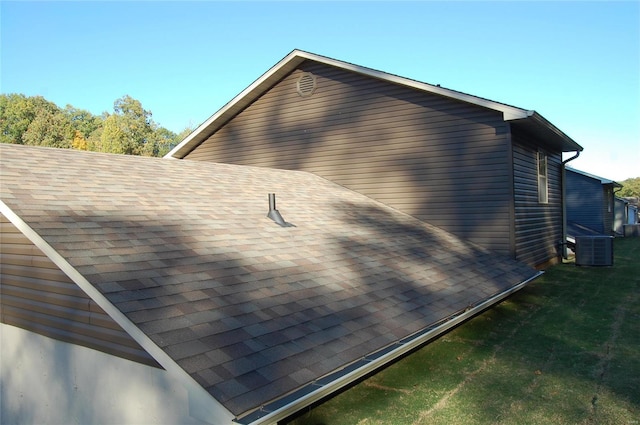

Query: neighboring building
(167, 50), (583, 268)
(566, 167), (622, 240)
(614, 197), (627, 235)
(615, 196), (639, 236)
(1, 144), (540, 425)
(627, 198), (640, 225)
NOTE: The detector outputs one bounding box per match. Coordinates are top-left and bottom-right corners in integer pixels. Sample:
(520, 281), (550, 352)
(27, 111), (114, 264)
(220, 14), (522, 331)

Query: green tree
(63, 105), (101, 139)
(150, 126), (174, 157)
(96, 95), (158, 156)
(87, 124), (104, 152)
(22, 109), (73, 148)
(1, 93), (185, 158)
(618, 177), (640, 198)
(176, 126), (194, 142)
(153, 126), (193, 157)
(97, 114), (129, 154)
(0, 94), (59, 144)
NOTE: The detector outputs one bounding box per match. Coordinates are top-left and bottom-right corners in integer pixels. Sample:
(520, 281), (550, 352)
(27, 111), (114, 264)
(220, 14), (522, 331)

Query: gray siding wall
(566, 171), (605, 233)
(186, 61), (514, 254)
(512, 132), (563, 266)
(0, 215), (158, 367)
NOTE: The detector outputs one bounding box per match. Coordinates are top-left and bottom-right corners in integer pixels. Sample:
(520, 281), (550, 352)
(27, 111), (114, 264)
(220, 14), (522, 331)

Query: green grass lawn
(285, 238), (640, 425)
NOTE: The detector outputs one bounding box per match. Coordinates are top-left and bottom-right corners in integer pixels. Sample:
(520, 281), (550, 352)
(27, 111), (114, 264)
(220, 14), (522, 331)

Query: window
(537, 151), (548, 204)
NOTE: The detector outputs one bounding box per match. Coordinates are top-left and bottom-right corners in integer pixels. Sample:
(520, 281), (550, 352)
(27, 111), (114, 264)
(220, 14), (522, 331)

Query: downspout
(561, 151), (581, 258)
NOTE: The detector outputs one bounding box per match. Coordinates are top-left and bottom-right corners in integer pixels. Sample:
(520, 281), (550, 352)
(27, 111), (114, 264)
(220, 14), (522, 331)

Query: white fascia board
(301, 51), (584, 152)
(502, 108), (534, 121)
(165, 50), (306, 159)
(294, 50), (531, 121)
(0, 200), (236, 425)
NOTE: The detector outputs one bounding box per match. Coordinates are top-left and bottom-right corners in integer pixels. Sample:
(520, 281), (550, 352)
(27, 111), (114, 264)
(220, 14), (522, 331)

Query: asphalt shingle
(0, 144), (538, 418)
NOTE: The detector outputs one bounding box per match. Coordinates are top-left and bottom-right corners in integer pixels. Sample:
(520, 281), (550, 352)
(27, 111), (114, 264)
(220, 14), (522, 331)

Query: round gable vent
(296, 72), (316, 97)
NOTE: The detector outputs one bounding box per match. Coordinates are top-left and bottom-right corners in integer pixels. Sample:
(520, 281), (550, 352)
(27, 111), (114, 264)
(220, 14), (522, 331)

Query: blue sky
(2, 1), (638, 180)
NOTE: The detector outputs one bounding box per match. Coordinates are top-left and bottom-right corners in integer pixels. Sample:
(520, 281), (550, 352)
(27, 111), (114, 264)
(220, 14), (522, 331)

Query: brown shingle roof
(0, 144), (537, 419)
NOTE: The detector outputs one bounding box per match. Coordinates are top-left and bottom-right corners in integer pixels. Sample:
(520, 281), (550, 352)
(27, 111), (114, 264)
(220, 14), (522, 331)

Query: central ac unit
(575, 236), (614, 266)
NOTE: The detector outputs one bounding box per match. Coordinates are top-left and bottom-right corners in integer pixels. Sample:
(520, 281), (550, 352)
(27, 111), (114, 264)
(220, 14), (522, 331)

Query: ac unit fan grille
(575, 236), (613, 266)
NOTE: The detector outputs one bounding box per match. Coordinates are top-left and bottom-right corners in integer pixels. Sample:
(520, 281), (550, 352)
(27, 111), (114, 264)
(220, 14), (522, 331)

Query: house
(615, 196), (639, 237)
(167, 49), (583, 268)
(1, 144), (540, 425)
(615, 197), (629, 235)
(565, 167), (622, 241)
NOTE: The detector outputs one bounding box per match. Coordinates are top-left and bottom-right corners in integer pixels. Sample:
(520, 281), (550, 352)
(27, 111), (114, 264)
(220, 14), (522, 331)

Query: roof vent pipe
(267, 193), (288, 227)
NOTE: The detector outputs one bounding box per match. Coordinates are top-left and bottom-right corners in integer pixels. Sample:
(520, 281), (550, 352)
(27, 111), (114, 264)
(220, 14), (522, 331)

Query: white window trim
(537, 151), (548, 204)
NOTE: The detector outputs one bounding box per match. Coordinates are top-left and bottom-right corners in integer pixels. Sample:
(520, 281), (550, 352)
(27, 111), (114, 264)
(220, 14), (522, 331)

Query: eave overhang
(166, 50), (583, 159)
(508, 111), (583, 153)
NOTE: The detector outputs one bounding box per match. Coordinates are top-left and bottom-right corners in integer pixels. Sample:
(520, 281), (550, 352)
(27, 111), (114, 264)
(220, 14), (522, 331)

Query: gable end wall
(186, 61), (514, 255)
(0, 214), (159, 367)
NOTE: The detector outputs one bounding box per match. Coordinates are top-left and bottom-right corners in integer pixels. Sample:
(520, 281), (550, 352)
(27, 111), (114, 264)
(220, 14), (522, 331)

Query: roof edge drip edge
(238, 270), (544, 425)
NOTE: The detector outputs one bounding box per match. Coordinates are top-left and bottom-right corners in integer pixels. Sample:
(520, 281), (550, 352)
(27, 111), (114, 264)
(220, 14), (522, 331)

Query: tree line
(0, 93), (192, 157)
(618, 177), (640, 198)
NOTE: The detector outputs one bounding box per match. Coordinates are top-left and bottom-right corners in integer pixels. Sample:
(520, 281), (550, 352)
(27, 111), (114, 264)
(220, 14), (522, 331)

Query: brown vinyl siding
(0, 215), (159, 367)
(512, 131), (563, 266)
(186, 61), (513, 254)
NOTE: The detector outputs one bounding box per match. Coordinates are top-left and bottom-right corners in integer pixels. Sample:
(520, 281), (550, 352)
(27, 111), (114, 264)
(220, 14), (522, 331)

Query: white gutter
(239, 270), (544, 425)
(0, 201), (236, 425)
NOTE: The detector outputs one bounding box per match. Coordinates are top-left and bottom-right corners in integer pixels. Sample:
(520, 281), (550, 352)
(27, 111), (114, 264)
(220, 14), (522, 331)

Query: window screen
(537, 151), (548, 204)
